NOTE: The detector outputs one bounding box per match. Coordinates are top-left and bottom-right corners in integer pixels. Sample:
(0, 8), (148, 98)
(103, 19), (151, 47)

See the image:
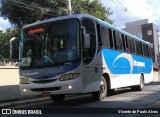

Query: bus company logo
(23, 72), (39, 76)
(2, 109), (11, 114)
(134, 60), (145, 67)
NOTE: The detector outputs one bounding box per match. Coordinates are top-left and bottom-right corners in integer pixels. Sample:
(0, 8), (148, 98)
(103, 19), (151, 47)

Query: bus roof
(23, 14), (150, 45)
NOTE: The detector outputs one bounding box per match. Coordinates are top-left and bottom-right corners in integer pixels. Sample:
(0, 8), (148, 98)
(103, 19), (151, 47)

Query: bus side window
(139, 42), (143, 56)
(130, 39), (135, 54)
(136, 41), (143, 56)
(148, 46), (151, 58)
(127, 37), (131, 53)
(125, 36), (129, 52)
(135, 40), (140, 55)
(121, 34), (126, 52)
(151, 48), (155, 61)
(143, 44), (148, 57)
(96, 23), (102, 49)
(146, 45), (149, 57)
(135, 40), (138, 55)
(113, 30), (117, 50)
(108, 29), (114, 49)
(116, 32), (123, 51)
(100, 26), (110, 48)
(147, 45), (149, 57)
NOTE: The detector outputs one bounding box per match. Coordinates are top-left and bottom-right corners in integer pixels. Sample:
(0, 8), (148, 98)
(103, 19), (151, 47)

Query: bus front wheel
(92, 76), (107, 101)
(50, 94), (65, 103)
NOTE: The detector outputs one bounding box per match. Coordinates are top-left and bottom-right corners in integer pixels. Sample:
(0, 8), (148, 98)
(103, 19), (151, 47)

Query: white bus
(19, 14), (153, 102)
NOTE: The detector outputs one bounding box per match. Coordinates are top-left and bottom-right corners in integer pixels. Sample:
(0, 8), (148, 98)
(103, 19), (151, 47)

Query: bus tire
(138, 75), (144, 91)
(131, 75), (144, 91)
(50, 94), (65, 103)
(92, 76), (107, 101)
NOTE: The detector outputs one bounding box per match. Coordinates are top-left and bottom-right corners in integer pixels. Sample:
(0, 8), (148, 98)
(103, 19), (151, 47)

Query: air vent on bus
(31, 87), (61, 92)
(31, 79), (57, 84)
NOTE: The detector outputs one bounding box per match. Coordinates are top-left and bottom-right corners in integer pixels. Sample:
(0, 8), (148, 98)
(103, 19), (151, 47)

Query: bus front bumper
(20, 76), (83, 96)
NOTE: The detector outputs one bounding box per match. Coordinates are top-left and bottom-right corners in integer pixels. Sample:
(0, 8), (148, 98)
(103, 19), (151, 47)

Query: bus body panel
(101, 48), (153, 89)
(20, 63), (84, 95)
(83, 48), (153, 91)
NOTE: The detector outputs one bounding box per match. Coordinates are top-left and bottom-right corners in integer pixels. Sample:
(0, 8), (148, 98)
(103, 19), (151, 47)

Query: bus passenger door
(81, 18), (100, 93)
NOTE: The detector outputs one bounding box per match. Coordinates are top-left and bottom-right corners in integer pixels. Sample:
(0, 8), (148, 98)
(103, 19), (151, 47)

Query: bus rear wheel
(50, 94), (65, 103)
(138, 75), (144, 91)
(92, 76), (107, 101)
(131, 75), (144, 91)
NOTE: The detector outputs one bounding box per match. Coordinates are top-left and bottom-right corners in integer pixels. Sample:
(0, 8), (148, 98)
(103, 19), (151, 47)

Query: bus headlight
(20, 78), (30, 84)
(59, 73), (80, 81)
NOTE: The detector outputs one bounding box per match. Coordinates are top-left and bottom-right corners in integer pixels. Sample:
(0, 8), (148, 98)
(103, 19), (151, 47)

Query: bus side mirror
(10, 37), (20, 61)
(81, 26), (90, 49)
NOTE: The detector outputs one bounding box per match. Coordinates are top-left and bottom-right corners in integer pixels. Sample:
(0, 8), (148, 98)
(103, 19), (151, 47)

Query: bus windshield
(20, 19), (80, 69)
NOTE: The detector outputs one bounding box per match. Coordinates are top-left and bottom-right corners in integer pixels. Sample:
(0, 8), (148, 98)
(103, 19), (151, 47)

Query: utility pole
(68, 0), (72, 15)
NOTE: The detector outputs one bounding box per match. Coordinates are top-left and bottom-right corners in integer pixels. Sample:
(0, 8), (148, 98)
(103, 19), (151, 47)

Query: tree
(72, 0), (113, 24)
(0, 28), (20, 60)
(0, 0), (113, 28)
(0, 0), (67, 28)
(0, 31), (5, 59)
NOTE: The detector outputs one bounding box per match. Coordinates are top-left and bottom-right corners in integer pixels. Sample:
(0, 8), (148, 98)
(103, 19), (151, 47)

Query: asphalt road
(2, 82), (160, 117)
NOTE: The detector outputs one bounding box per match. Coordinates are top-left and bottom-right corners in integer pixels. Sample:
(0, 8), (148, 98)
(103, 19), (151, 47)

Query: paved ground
(0, 82), (160, 117)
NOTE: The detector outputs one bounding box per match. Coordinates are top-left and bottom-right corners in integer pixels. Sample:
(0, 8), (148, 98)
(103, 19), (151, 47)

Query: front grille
(31, 79), (57, 84)
(31, 87), (61, 92)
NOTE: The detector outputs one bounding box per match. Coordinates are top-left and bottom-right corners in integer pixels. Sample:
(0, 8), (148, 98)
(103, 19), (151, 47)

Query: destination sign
(28, 28), (44, 35)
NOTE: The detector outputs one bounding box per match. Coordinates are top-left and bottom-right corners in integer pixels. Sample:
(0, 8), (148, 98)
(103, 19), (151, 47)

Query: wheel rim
(140, 77), (144, 89)
(100, 80), (106, 97)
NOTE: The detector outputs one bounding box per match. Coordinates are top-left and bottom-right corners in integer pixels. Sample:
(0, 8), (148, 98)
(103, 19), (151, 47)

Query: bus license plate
(41, 92), (51, 96)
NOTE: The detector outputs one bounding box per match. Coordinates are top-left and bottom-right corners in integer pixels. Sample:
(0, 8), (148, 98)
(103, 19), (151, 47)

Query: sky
(0, 18), (12, 30)
(0, 0), (160, 33)
(102, 0), (160, 32)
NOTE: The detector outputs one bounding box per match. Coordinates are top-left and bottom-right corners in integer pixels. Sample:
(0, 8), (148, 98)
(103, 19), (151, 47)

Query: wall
(153, 69), (160, 82)
(0, 66), (22, 101)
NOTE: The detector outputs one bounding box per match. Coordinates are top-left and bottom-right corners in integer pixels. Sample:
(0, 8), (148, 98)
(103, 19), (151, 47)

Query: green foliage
(0, 28), (20, 60)
(0, 0), (113, 28)
(0, 0), (67, 28)
(0, 31), (5, 59)
(72, 0), (113, 24)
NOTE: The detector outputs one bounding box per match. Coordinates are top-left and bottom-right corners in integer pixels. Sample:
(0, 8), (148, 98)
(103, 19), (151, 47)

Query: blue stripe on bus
(102, 49), (152, 74)
(21, 62), (80, 79)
